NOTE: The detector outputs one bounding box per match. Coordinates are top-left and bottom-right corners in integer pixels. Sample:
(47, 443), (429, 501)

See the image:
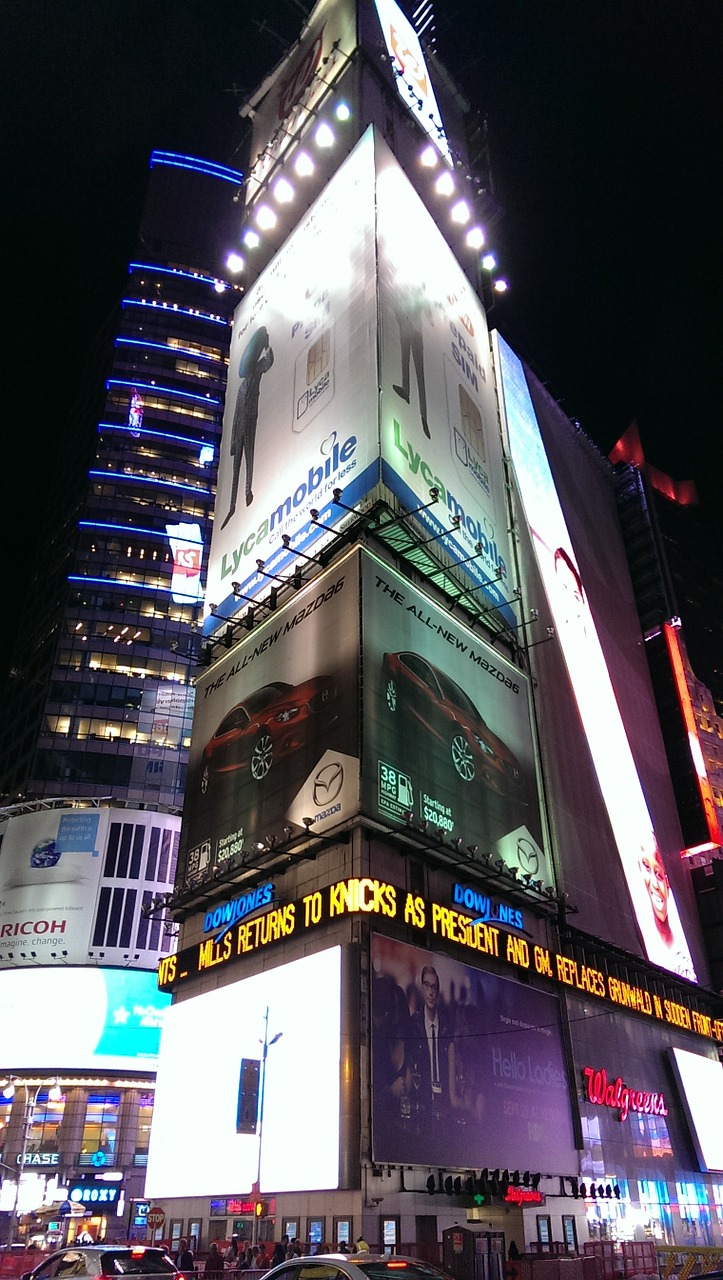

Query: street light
(1, 1077), (62, 1248)
(252, 1009), (281, 1246)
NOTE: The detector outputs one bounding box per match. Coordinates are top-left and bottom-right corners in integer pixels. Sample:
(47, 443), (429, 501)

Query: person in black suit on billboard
(221, 325), (274, 527)
(409, 964), (454, 1119)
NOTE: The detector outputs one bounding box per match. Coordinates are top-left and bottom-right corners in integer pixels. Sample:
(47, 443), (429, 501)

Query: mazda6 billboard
(179, 555), (361, 886)
(361, 553), (549, 879)
(371, 934), (577, 1171)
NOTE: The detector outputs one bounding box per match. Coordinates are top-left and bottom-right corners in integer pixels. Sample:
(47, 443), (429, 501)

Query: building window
(134, 1092), (154, 1165)
(80, 1091), (120, 1165)
(27, 1089), (65, 1152)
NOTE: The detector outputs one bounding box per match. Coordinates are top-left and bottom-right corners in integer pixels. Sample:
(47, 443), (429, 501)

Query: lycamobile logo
(392, 421), (507, 578)
(221, 432), (357, 579)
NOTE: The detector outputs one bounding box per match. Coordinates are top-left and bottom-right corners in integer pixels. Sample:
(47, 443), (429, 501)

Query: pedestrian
(177, 1239), (195, 1277)
(270, 1244), (286, 1267)
(355, 1237), (370, 1253)
(204, 1243), (225, 1277)
(255, 1242), (271, 1270)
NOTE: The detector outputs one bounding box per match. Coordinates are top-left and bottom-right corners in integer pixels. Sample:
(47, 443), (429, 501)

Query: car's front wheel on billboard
(385, 679), (398, 712)
(200, 764), (211, 795)
(451, 733), (475, 782)
(250, 732), (274, 780)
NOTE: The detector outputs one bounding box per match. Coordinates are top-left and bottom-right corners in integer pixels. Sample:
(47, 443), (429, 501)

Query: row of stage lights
(426, 1169), (541, 1197)
(226, 87), (507, 293)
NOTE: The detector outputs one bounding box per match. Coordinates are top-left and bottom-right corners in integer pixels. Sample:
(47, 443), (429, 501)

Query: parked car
(199, 677), (338, 792)
(382, 651), (524, 790)
(262, 1258), (455, 1280)
(21, 1246), (178, 1280)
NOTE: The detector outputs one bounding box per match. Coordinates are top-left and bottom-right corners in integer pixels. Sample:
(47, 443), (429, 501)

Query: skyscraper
(0, 151), (242, 807)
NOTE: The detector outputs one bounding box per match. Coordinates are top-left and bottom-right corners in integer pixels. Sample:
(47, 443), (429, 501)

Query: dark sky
(3, 0), (722, 681)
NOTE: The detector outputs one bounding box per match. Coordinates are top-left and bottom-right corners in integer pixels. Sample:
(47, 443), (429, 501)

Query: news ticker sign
(158, 877), (723, 1045)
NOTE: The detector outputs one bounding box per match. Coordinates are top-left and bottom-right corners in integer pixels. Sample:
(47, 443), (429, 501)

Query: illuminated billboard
(371, 0), (452, 165)
(0, 807), (180, 969)
(205, 131), (379, 634)
(180, 555), (360, 886)
(376, 139), (514, 625)
(669, 1047), (723, 1172)
(145, 947), (341, 1197)
(0, 967), (170, 1071)
(494, 332), (698, 983)
(371, 934), (577, 1171)
(361, 554), (547, 873)
(244, 0), (357, 206)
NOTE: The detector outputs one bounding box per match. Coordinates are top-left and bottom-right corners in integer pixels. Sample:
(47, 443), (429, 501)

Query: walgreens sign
(583, 1065), (669, 1123)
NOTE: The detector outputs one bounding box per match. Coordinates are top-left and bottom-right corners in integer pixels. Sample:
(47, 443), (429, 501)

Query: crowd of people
(175, 1234), (371, 1275)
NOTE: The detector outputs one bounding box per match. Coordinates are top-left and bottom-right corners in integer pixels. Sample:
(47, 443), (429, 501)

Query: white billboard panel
(0, 807), (180, 969)
(245, 0), (358, 206)
(372, 0), (452, 165)
(146, 947), (341, 1197)
(206, 132), (379, 634)
(0, 967), (170, 1072)
(670, 1048), (723, 1172)
(495, 331), (698, 982)
(376, 142), (515, 624)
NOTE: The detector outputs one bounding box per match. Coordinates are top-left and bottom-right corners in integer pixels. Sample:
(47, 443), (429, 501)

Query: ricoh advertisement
(371, 934), (577, 1170)
(376, 141), (514, 626)
(361, 554), (548, 874)
(0, 808), (108, 966)
(0, 807), (180, 969)
(494, 331), (698, 984)
(204, 131), (379, 636)
(180, 556), (360, 886)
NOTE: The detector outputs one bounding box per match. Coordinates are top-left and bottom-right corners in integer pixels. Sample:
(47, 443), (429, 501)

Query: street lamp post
(1, 1078), (62, 1249)
(252, 1009), (281, 1246)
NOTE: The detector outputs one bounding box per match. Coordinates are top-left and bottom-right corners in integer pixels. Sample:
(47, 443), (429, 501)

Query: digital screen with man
(496, 333), (697, 982)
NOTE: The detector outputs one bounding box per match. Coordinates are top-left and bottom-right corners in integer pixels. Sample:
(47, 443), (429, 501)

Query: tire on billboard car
(385, 678), (398, 712)
(451, 732), (476, 782)
(250, 732), (274, 780)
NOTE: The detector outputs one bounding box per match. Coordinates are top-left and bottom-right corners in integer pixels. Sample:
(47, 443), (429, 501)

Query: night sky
(3, 0), (721, 684)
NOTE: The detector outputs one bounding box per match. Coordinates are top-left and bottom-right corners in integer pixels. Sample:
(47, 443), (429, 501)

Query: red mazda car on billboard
(382, 651), (524, 792)
(199, 677), (338, 792)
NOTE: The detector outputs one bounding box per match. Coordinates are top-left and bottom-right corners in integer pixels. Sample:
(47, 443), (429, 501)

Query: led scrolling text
(157, 878), (723, 1044)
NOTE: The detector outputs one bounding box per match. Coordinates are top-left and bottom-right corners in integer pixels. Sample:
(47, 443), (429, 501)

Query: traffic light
(255, 1200), (265, 1219)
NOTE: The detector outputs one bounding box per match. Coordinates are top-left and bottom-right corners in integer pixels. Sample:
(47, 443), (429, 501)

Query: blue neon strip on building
(89, 470), (211, 495)
(98, 422), (212, 449)
(149, 151), (242, 184)
(106, 379), (219, 407)
(114, 337), (216, 361)
(128, 262), (228, 289)
(68, 575), (176, 595)
(121, 299), (228, 326)
(78, 520), (203, 544)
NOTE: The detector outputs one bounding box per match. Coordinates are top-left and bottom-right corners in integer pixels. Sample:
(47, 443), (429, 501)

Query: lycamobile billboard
(205, 129), (511, 641)
(204, 130), (379, 635)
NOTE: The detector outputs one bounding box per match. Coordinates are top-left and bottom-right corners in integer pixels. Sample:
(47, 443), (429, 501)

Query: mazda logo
(313, 761), (344, 807)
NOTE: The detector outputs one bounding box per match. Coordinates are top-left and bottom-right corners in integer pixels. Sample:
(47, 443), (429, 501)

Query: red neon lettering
(582, 1065), (667, 1123)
